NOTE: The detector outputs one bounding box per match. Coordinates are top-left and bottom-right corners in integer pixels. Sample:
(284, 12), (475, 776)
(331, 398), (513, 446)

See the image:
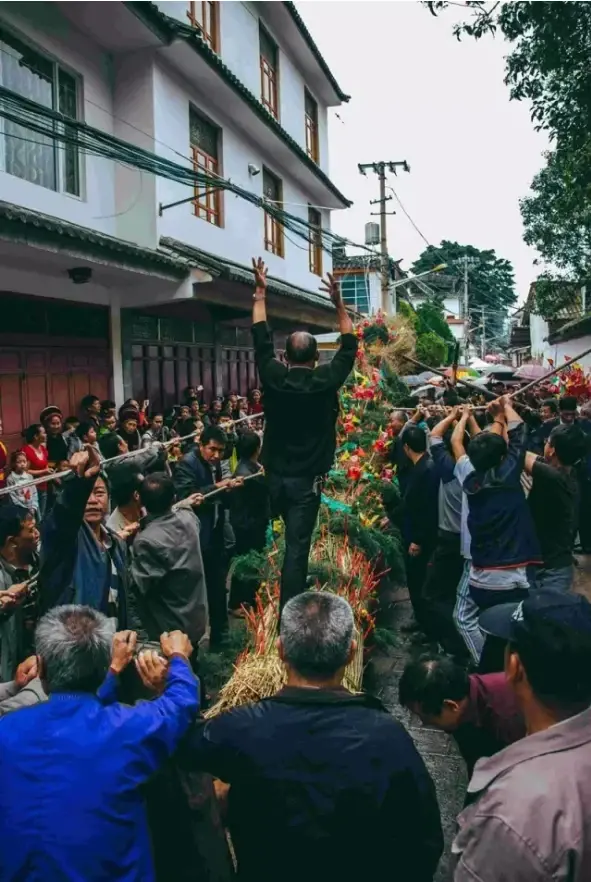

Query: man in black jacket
(250, 257), (357, 609)
(401, 425), (440, 634)
(173, 426), (242, 649)
(229, 431), (269, 613)
(184, 591), (443, 882)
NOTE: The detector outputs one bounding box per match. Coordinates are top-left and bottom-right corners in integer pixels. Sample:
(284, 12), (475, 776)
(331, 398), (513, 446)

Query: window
(308, 206), (322, 276)
(259, 25), (279, 118)
(262, 167), (284, 257)
(0, 26), (80, 196)
(305, 89), (319, 162)
(340, 274), (370, 314)
(187, 1), (220, 53)
(190, 106), (223, 227)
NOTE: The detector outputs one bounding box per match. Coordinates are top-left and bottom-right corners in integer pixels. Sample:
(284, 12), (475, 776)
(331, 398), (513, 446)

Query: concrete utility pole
(481, 306), (486, 359)
(358, 160), (409, 314)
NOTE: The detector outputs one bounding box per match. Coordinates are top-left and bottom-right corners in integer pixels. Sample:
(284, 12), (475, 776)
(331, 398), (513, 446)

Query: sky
(297, 0), (549, 301)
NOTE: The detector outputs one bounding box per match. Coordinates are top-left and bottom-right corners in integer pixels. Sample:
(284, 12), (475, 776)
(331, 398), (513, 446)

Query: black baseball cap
(479, 591), (591, 644)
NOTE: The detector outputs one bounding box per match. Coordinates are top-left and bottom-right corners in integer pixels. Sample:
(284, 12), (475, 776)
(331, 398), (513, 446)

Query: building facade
(0, 0), (349, 448)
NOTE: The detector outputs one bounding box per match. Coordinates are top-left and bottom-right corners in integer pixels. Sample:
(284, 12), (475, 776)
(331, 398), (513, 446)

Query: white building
(509, 281), (591, 370)
(0, 0), (349, 448)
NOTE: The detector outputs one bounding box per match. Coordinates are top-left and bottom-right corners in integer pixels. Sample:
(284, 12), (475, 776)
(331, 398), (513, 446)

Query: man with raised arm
(250, 257), (358, 608)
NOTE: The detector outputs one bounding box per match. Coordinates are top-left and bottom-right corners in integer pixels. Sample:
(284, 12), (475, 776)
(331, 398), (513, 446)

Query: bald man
(251, 257), (357, 608)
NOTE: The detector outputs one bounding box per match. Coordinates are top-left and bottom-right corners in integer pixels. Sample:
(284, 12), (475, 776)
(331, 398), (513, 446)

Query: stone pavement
(367, 583), (466, 882)
(368, 555), (591, 881)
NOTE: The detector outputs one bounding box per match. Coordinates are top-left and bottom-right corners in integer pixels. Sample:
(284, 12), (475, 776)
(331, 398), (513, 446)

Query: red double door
(0, 342), (110, 452)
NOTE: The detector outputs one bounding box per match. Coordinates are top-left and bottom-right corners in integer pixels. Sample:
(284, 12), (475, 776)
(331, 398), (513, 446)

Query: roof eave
(159, 236), (336, 313)
(282, 2), (350, 104)
(125, 2), (351, 208)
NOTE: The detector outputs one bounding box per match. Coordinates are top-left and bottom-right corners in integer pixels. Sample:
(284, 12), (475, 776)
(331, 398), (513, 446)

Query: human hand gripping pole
(0, 411), (263, 500)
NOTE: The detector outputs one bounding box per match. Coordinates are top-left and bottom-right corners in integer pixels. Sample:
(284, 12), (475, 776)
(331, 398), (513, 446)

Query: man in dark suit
(174, 426), (242, 649)
(401, 425), (440, 635)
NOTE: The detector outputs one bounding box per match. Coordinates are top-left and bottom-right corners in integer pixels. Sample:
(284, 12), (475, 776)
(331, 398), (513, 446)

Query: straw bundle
(206, 596), (365, 718)
(375, 315), (416, 376)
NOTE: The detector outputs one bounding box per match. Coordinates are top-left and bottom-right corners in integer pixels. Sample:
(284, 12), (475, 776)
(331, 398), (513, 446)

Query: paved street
(370, 556), (591, 881)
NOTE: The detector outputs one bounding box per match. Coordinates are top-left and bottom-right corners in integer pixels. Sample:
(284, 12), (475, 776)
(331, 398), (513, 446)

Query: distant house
(331, 245), (404, 315)
(509, 282), (590, 369)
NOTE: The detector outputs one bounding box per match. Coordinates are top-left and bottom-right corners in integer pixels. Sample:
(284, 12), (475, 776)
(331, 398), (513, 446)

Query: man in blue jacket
(451, 399), (541, 670)
(0, 606), (198, 881)
(183, 591), (443, 882)
(39, 448), (136, 628)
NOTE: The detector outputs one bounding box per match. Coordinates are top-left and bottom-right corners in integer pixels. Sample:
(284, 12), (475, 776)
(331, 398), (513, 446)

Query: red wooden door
(0, 344), (110, 451)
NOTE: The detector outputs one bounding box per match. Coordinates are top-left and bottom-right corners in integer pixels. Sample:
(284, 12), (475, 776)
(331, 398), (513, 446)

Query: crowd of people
(0, 256), (590, 881)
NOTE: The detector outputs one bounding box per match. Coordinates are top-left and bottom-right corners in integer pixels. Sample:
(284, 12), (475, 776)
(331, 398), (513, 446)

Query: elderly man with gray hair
(0, 604), (199, 882)
(185, 591), (443, 882)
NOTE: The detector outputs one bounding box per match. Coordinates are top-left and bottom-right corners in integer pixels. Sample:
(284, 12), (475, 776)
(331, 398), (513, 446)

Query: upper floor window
(187, 1), (220, 53)
(262, 167), (284, 258)
(190, 106), (223, 227)
(259, 25), (279, 119)
(0, 26), (80, 196)
(308, 207), (322, 276)
(340, 273), (370, 314)
(305, 90), (319, 163)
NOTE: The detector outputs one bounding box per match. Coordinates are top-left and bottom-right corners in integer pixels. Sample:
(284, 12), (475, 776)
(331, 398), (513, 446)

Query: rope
(0, 412), (264, 499)
(172, 469), (264, 511)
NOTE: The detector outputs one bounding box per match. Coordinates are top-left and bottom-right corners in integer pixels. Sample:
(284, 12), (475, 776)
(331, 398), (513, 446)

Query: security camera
(67, 267), (92, 284)
(248, 163), (261, 176)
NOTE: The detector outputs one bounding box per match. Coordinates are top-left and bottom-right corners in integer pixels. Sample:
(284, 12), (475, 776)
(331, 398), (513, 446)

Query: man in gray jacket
(0, 655), (46, 716)
(452, 591), (591, 881)
(130, 473), (207, 654)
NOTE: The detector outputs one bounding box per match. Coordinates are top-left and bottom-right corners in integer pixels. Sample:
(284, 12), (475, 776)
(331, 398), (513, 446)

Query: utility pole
(358, 160), (410, 314)
(481, 306), (486, 359)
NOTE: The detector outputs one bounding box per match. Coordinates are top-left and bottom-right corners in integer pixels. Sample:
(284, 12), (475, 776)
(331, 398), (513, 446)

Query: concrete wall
(529, 312), (550, 362)
(153, 60), (331, 291)
(159, 1), (330, 172)
(544, 335), (591, 370)
(0, 3), (117, 233)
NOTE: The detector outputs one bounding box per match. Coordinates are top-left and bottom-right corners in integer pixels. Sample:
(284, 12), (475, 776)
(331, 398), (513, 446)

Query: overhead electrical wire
(0, 83), (379, 260)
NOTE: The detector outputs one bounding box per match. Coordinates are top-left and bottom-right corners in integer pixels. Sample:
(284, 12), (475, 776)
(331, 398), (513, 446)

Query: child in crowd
(6, 451), (39, 519)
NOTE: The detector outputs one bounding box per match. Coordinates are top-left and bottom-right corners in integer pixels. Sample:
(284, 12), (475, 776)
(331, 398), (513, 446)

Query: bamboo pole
(402, 354), (497, 400)
(0, 412), (265, 499)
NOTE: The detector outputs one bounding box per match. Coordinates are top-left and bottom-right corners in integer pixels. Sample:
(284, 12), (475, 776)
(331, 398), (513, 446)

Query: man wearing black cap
(452, 591), (591, 881)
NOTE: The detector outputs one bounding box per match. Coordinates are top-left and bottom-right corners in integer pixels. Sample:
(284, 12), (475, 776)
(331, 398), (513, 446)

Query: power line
(0, 83), (379, 261)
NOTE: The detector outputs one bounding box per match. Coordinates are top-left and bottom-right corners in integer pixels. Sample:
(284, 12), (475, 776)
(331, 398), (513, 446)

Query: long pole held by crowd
(0, 411), (264, 499)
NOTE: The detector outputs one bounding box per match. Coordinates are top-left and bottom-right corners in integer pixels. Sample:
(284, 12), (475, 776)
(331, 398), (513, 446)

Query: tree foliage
(415, 330), (447, 368)
(425, 2), (591, 285)
(520, 144), (591, 278)
(411, 241), (517, 340)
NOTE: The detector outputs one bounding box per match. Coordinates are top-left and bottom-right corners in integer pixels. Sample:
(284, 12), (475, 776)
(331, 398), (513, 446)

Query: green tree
(426, 3), (591, 288)
(425, 2), (591, 147)
(410, 241), (517, 340)
(415, 331), (447, 368)
(520, 143), (591, 278)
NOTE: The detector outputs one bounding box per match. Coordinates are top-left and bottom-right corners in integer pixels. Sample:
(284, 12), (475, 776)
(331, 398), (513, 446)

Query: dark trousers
(404, 549), (433, 629)
(202, 541), (229, 650)
(268, 472), (322, 610)
(470, 585), (529, 674)
(229, 527), (266, 611)
(579, 477), (591, 552)
(421, 530), (468, 658)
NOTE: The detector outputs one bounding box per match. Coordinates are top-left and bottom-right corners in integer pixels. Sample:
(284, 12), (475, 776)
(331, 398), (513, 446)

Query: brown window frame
(305, 89), (319, 163)
(259, 25), (279, 119)
(190, 108), (223, 228)
(187, 1), (220, 53)
(263, 168), (284, 259)
(308, 207), (322, 276)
